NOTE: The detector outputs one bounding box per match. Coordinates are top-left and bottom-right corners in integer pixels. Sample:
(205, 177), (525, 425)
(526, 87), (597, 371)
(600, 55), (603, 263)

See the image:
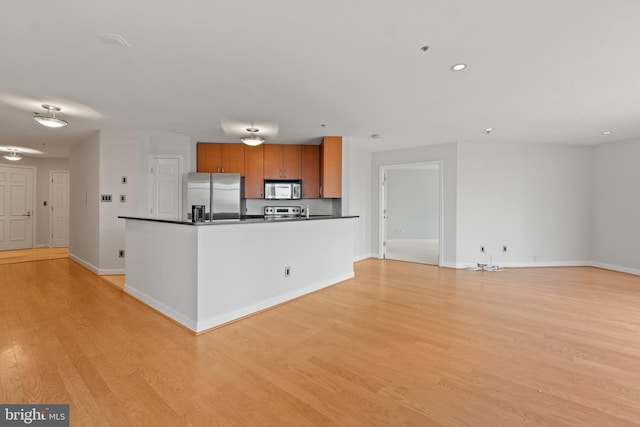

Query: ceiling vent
(97, 33), (131, 47)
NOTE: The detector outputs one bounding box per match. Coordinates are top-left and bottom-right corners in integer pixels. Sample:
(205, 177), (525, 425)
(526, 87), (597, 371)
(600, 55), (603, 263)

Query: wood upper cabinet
(244, 145), (264, 199)
(263, 144), (301, 179)
(197, 143), (245, 174)
(301, 145), (320, 199)
(319, 136), (342, 198)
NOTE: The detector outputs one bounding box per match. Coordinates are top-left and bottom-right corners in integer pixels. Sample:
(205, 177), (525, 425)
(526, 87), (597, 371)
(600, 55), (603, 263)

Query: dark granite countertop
(118, 215), (358, 225)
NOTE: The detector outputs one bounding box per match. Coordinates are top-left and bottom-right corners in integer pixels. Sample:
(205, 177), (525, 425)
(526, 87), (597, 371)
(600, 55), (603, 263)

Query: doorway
(379, 162), (442, 265)
(0, 165), (36, 251)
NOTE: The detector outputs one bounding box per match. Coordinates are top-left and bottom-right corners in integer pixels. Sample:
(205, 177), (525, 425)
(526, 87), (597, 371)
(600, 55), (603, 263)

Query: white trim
(69, 253), (99, 274)
(124, 284), (197, 331)
(194, 272), (354, 333)
(98, 268), (126, 275)
(354, 253), (377, 262)
(589, 261), (640, 276)
(449, 260), (640, 276)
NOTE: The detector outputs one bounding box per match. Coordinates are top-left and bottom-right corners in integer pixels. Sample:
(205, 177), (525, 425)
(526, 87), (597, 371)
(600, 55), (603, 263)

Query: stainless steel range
(264, 206), (301, 219)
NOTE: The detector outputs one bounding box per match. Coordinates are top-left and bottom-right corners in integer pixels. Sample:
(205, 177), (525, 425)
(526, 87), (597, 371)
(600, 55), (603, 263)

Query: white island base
(123, 217), (355, 333)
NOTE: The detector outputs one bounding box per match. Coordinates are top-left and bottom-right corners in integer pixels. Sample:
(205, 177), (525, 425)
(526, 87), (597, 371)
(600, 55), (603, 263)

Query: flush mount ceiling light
(3, 149), (22, 161)
(601, 130), (612, 135)
(241, 127), (265, 146)
(451, 63), (467, 71)
(34, 104), (68, 128)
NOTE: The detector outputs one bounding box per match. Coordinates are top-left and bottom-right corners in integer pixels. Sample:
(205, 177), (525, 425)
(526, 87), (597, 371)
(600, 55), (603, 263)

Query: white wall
(68, 130), (192, 274)
(69, 131), (101, 271)
(456, 142), (593, 267)
(100, 131), (192, 272)
(592, 138), (640, 274)
(371, 143), (457, 266)
(98, 130), (142, 272)
(343, 138), (373, 261)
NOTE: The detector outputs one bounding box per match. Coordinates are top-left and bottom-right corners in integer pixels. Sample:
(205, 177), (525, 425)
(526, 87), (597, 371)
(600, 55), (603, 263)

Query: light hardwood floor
(1, 258), (640, 426)
(0, 247), (68, 265)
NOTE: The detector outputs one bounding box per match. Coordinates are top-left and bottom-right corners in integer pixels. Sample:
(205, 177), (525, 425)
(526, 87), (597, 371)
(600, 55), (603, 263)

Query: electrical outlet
(120, 195), (126, 203)
(285, 266), (291, 277)
(480, 246), (485, 253)
(101, 194), (112, 202)
(121, 176), (127, 184)
(118, 249), (125, 258)
(502, 245), (508, 252)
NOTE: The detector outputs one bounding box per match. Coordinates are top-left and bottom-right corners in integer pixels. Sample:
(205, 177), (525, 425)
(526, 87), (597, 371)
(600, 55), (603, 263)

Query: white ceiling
(1, 0), (639, 158)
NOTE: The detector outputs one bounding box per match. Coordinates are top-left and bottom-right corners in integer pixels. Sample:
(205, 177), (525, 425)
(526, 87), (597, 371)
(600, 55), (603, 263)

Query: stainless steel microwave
(264, 180), (302, 200)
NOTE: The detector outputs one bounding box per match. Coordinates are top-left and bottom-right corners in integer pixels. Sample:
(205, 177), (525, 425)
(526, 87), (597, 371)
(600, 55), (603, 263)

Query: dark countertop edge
(118, 215), (359, 226)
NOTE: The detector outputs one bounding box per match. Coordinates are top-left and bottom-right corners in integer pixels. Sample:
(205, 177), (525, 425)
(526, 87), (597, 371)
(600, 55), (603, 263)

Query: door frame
(0, 164), (37, 250)
(49, 170), (70, 248)
(378, 161), (443, 266)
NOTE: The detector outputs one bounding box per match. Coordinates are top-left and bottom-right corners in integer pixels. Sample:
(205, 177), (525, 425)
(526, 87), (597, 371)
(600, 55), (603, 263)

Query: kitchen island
(120, 215), (357, 333)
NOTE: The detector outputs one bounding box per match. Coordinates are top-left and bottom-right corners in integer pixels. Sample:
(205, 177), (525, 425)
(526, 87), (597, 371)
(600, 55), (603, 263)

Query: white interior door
(50, 170), (70, 247)
(0, 166), (35, 251)
(380, 163), (442, 265)
(150, 156), (182, 219)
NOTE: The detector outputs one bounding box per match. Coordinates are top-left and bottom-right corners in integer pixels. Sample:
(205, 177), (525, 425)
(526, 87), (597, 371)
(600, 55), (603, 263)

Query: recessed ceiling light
(484, 128), (493, 134)
(451, 63), (467, 71)
(601, 130), (612, 135)
(420, 46), (430, 52)
(371, 134), (381, 139)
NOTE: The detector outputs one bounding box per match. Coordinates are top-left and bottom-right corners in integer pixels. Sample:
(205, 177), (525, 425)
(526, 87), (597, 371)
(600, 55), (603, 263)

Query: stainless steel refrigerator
(184, 173), (244, 221)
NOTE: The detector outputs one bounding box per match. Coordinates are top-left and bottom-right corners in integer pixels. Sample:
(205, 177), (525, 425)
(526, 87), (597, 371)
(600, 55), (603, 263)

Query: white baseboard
(35, 244), (50, 248)
(589, 261), (640, 276)
(68, 254), (125, 275)
(124, 285), (197, 331)
(99, 268), (126, 275)
(354, 253), (377, 262)
(451, 260), (639, 276)
(68, 253), (99, 274)
(195, 272), (354, 333)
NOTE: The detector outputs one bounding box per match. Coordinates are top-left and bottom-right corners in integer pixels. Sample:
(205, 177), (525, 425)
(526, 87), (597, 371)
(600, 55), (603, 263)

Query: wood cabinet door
(220, 144), (245, 175)
(244, 145), (264, 198)
(263, 144), (283, 179)
(282, 145), (301, 179)
(197, 143), (222, 173)
(301, 145), (320, 198)
(320, 136), (342, 198)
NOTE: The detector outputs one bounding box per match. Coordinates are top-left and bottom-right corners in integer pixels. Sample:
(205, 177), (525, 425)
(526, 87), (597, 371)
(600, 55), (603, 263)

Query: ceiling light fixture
(34, 104), (68, 128)
(3, 149), (22, 161)
(485, 127), (493, 134)
(601, 130), (612, 135)
(451, 63), (467, 71)
(241, 127), (265, 146)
